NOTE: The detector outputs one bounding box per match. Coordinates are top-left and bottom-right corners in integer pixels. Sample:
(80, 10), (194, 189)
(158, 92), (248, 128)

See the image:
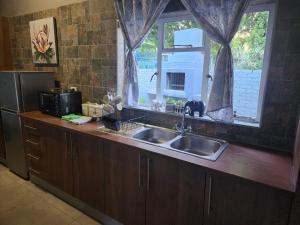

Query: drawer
(23, 131), (40, 142)
(24, 143), (42, 157)
(22, 119), (39, 135)
(27, 153), (42, 174)
(24, 137), (40, 149)
(28, 167), (42, 177)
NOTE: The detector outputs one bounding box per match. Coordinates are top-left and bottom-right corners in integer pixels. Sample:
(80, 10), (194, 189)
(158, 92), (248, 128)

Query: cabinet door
(39, 124), (73, 194)
(71, 133), (104, 212)
(104, 141), (146, 225)
(146, 153), (206, 225)
(0, 116), (5, 160)
(205, 173), (293, 225)
(289, 176), (300, 225)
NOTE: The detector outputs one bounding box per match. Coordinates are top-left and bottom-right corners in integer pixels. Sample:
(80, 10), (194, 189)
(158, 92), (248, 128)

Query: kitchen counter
(19, 111), (295, 192)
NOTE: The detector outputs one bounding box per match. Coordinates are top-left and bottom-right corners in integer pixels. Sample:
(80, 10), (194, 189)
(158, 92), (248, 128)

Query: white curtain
(181, 0), (249, 122)
(114, 0), (170, 106)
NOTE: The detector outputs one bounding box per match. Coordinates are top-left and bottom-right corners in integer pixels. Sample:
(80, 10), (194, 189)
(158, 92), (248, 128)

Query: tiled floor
(0, 164), (102, 225)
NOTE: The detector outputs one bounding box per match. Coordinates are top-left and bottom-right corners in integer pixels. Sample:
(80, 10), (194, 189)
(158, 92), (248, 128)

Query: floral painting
(29, 17), (58, 65)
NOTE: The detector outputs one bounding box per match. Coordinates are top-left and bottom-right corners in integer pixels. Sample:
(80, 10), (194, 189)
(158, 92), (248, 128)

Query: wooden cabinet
(22, 119), (46, 179)
(205, 172), (293, 225)
(21, 117), (295, 225)
(71, 133), (104, 211)
(0, 17), (12, 70)
(145, 152), (206, 225)
(39, 124), (73, 194)
(22, 119), (105, 209)
(104, 141), (146, 225)
(289, 176), (300, 225)
(22, 119), (73, 194)
(0, 115), (6, 160)
(104, 140), (206, 225)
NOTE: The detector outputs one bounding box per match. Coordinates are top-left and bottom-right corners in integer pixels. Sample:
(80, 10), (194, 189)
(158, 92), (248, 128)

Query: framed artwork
(29, 17), (58, 65)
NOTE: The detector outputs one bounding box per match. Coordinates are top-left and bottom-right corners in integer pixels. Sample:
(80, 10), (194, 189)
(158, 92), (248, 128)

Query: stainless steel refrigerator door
(0, 72), (21, 111)
(19, 72), (54, 112)
(1, 110), (28, 179)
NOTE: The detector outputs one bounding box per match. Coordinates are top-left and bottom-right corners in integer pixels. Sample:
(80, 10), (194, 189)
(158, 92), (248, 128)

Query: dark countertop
(19, 111), (295, 193)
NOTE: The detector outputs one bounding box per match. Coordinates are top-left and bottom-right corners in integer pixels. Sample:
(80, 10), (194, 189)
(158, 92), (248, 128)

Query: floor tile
(0, 182), (42, 214)
(75, 214), (103, 225)
(69, 221), (81, 225)
(22, 181), (50, 199)
(0, 167), (26, 187)
(0, 201), (73, 225)
(43, 193), (83, 219)
(0, 164), (102, 225)
(22, 182), (83, 219)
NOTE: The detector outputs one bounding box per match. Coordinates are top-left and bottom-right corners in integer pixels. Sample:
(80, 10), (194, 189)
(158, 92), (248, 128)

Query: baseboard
(30, 175), (122, 225)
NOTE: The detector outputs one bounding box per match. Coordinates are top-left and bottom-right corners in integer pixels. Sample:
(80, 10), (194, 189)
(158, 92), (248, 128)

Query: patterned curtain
(114, 0), (170, 105)
(180, 0), (249, 122)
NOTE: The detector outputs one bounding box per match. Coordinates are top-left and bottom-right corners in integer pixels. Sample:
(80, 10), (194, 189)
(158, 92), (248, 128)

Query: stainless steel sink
(132, 127), (178, 144)
(169, 135), (228, 160)
(131, 126), (228, 161)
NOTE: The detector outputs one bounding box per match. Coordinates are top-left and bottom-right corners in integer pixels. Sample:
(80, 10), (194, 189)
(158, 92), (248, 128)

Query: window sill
(127, 105), (261, 128)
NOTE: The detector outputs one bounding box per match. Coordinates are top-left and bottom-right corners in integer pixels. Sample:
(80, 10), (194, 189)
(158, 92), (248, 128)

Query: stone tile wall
(8, 0), (117, 103)
(7, 0), (300, 152)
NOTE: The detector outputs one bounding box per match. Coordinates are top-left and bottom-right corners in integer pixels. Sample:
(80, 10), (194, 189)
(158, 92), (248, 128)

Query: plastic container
(82, 102), (90, 116)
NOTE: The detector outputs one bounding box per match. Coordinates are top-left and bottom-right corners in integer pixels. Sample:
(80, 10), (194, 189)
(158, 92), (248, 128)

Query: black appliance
(0, 71), (54, 178)
(40, 89), (82, 117)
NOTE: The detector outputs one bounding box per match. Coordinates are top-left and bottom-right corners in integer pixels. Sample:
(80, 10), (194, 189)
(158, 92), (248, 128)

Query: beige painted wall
(0, 0), (87, 17)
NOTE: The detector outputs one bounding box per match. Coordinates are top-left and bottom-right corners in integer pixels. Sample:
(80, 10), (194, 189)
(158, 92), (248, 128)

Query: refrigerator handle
(17, 73), (25, 112)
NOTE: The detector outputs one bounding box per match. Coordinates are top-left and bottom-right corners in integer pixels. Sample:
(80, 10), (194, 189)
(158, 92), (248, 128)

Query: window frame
(116, 3), (276, 126)
(156, 11), (211, 103)
(243, 3), (276, 123)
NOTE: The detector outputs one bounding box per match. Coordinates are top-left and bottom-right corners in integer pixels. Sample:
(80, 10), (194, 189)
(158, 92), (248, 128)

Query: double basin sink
(131, 126), (228, 161)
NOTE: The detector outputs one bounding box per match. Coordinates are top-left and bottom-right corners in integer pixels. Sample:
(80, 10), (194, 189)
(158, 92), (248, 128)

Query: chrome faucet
(176, 105), (192, 136)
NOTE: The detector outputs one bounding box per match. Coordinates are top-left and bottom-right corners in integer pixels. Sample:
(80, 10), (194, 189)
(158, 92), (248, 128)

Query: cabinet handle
(147, 157), (151, 191)
(27, 153), (40, 160)
(25, 139), (39, 146)
(72, 138), (78, 161)
(24, 125), (37, 130)
(138, 153), (141, 187)
(207, 175), (212, 216)
(66, 133), (72, 157)
(29, 167), (41, 175)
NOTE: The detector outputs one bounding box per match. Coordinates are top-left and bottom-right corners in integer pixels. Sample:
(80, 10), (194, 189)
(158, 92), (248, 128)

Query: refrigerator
(0, 71), (54, 179)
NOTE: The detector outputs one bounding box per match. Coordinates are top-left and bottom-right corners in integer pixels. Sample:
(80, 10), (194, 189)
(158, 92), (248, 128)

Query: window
(167, 72), (185, 90)
(128, 14), (209, 107)
(117, 4), (275, 125)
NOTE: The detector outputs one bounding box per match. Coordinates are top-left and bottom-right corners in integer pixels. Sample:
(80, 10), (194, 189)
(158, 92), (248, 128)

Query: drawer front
(22, 119), (39, 135)
(24, 136), (41, 148)
(24, 143), (42, 158)
(23, 131), (40, 143)
(27, 153), (42, 175)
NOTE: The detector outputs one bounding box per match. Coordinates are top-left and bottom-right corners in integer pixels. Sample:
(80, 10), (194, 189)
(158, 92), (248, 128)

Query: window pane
(210, 11), (269, 120)
(167, 72), (185, 90)
(134, 25), (158, 107)
(232, 11), (269, 119)
(164, 20), (203, 48)
(161, 52), (204, 102)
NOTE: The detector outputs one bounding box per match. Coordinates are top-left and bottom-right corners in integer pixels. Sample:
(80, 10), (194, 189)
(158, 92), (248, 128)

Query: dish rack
(99, 113), (145, 134)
